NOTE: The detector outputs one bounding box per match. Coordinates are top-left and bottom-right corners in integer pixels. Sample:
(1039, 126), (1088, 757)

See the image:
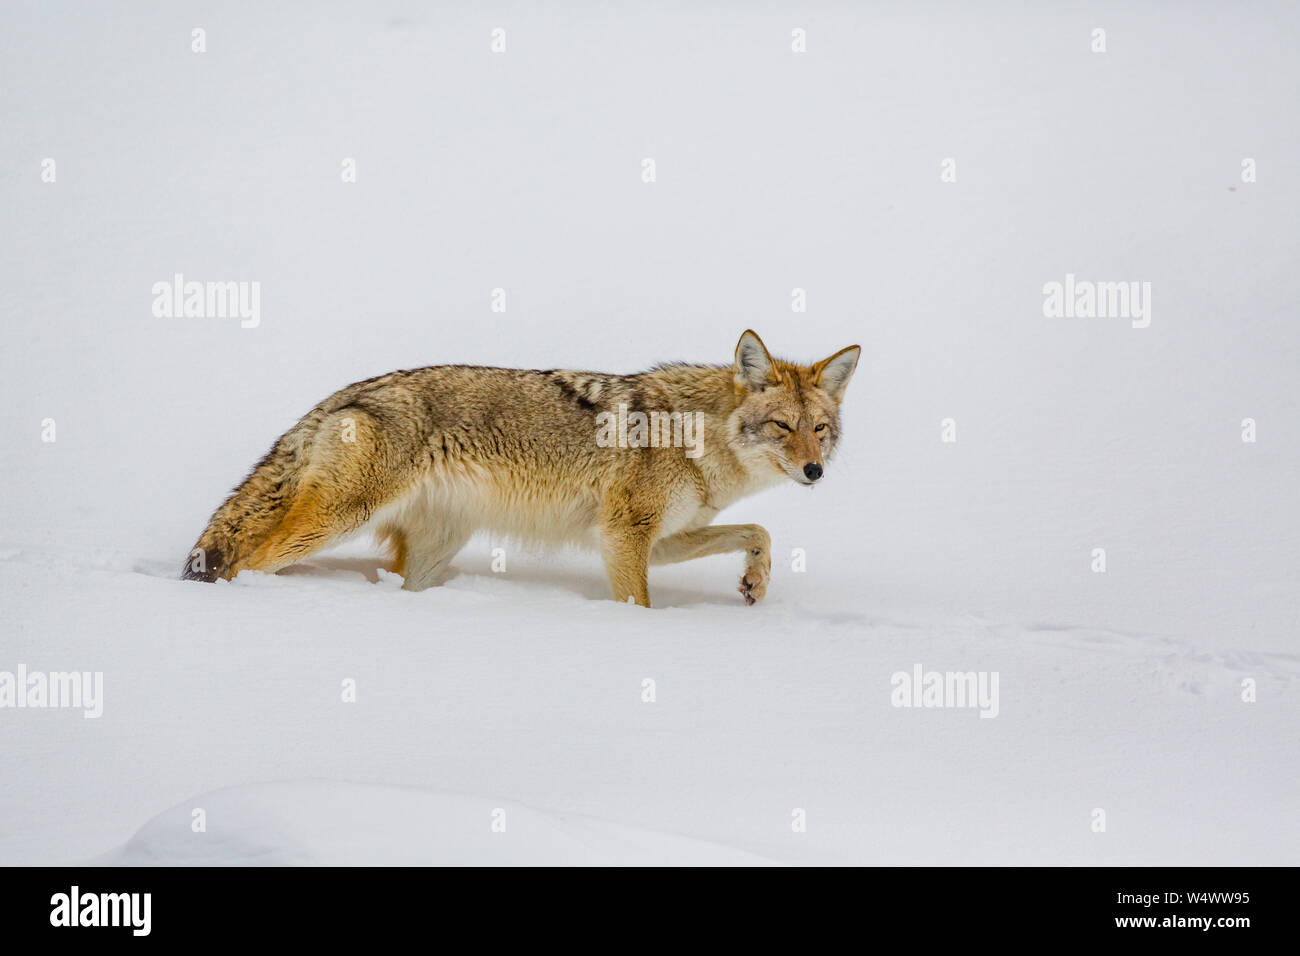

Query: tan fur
(181, 331), (859, 606)
(379, 526), (408, 576)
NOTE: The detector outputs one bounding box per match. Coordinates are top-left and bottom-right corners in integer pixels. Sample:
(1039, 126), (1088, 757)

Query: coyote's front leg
(651, 524), (772, 605)
(600, 495), (659, 607)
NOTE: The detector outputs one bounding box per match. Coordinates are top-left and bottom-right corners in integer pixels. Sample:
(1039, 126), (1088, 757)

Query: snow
(104, 781), (778, 866)
(1, 2), (1297, 865)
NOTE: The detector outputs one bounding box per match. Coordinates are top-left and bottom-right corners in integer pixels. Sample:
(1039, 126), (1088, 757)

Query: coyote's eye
(769, 420), (792, 432)
(814, 423), (827, 433)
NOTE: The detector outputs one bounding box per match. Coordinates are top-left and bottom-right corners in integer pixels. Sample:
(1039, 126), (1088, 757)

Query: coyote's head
(728, 330), (860, 486)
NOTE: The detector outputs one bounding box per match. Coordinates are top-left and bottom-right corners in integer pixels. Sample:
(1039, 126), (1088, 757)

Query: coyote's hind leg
(393, 518), (472, 591)
(230, 409), (417, 578)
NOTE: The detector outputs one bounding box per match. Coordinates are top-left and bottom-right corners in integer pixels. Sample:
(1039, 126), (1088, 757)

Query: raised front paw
(738, 548), (771, 605)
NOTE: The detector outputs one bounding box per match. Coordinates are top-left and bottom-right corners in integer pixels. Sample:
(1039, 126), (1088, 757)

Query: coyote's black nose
(803, 463), (823, 482)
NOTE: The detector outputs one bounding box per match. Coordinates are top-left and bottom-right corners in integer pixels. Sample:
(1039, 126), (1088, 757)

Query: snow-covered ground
(1, 2), (1297, 865)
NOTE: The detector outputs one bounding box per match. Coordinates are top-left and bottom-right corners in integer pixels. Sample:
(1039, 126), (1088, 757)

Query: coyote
(182, 330), (859, 606)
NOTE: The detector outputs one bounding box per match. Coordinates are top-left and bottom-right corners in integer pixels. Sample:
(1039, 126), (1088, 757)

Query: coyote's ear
(812, 345), (860, 402)
(734, 330), (777, 391)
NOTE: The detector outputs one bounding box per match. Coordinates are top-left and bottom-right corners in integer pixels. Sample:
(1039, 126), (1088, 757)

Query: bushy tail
(180, 408), (331, 582)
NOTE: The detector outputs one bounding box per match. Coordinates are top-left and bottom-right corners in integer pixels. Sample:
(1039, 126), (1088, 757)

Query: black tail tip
(181, 547), (227, 582)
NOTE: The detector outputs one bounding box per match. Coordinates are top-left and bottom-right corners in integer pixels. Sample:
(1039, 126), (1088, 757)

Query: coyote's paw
(738, 547), (771, 605)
